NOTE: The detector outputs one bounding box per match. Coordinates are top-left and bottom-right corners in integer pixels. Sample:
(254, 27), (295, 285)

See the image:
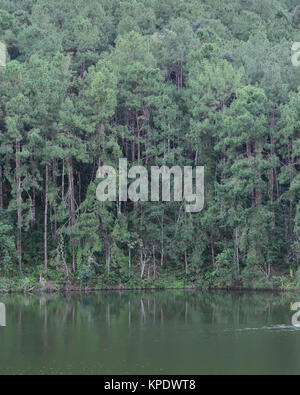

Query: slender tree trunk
(176, 61), (183, 90)
(140, 249), (146, 279)
(77, 170), (81, 206)
(235, 228), (239, 275)
(103, 229), (110, 273)
(0, 165), (3, 209)
(16, 140), (22, 274)
(138, 127), (141, 162)
(269, 168), (274, 203)
(30, 157), (36, 226)
(130, 114), (135, 163)
(269, 134), (276, 225)
(255, 178), (262, 205)
(269, 109), (276, 205)
(52, 157), (58, 238)
(210, 229), (215, 269)
(247, 140), (255, 208)
(153, 245), (157, 279)
(289, 199), (293, 236)
(44, 163), (49, 271)
(255, 140), (262, 206)
(128, 247), (131, 269)
(31, 186), (36, 225)
(101, 209), (110, 273)
(61, 159), (65, 198)
(289, 146), (294, 235)
(161, 207), (165, 267)
(67, 156), (76, 273)
(269, 118), (275, 203)
(274, 169), (279, 204)
(136, 111), (141, 163)
(184, 250), (188, 275)
(131, 140), (135, 163)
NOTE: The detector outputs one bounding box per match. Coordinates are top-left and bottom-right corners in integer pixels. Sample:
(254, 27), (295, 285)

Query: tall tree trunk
(246, 140), (255, 208)
(0, 165), (3, 209)
(31, 185), (36, 226)
(153, 245), (157, 279)
(269, 111), (275, 205)
(61, 159), (65, 198)
(289, 198), (293, 236)
(103, 228), (110, 273)
(184, 250), (188, 275)
(274, 169), (279, 204)
(136, 111), (141, 163)
(131, 140), (135, 163)
(140, 249), (146, 279)
(67, 156), (76, 273)
(16, 140), (22, 274)
(161, 206), (165, 267)
(77, 170), (81, 206)
(176, 61), (183, 90)
(210, 229), (215, 269)
(235, 228), (239, 275)
(30, 157), (36, 226)
(130, 114), (135, 163)
(269, 134), (275, 205)
(137, 127), (141, 162)
(255, 140), (262, 206)
(52, 157), (58, 239)
(128, 247), (131, 269)
(255, 178), (262, 205)
(44, 163), (49, 271)
(269, 168), (274, 204)
(269, 133), (276, 224)
(289, 145), (294, 236)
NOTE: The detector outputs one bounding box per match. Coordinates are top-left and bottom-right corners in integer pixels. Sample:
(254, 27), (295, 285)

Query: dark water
(0, 290), (300, 375)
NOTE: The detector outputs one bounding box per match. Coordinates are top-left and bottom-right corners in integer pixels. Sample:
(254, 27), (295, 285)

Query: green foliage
(0, 0), (299, 292)
(78, 264), (95, 285)
(0, 212), (16, 274)
(0, 278), (11, 292)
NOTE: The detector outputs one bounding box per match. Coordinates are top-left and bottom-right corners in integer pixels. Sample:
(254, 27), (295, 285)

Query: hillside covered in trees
(0, 0), (300, 292)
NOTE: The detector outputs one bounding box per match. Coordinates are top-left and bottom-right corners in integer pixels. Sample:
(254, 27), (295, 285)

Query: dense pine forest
(0, 0), (300, 292)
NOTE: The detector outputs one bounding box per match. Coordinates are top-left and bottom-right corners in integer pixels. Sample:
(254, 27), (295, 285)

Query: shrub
(0, 278), (12, 293)
(13, 277), (38, 293)
(78, 264), (95, 285)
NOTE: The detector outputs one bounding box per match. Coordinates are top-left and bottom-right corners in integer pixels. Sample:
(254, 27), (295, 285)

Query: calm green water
(0, 290), (300, 375)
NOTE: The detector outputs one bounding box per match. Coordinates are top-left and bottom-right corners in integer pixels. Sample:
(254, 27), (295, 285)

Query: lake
(0, 290), (300, 375)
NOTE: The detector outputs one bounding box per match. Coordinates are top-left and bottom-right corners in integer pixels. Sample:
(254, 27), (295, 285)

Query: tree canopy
(0, 0), (300, 291)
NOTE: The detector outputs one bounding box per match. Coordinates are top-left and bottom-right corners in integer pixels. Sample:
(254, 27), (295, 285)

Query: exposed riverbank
(0, 274), (299, 294)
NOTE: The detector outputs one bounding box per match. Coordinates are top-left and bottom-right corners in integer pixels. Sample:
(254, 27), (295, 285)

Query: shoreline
(0, 284), (299, 295)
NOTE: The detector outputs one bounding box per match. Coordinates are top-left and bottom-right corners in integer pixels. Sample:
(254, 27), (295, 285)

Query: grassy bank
(0, 270), (299, 294)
